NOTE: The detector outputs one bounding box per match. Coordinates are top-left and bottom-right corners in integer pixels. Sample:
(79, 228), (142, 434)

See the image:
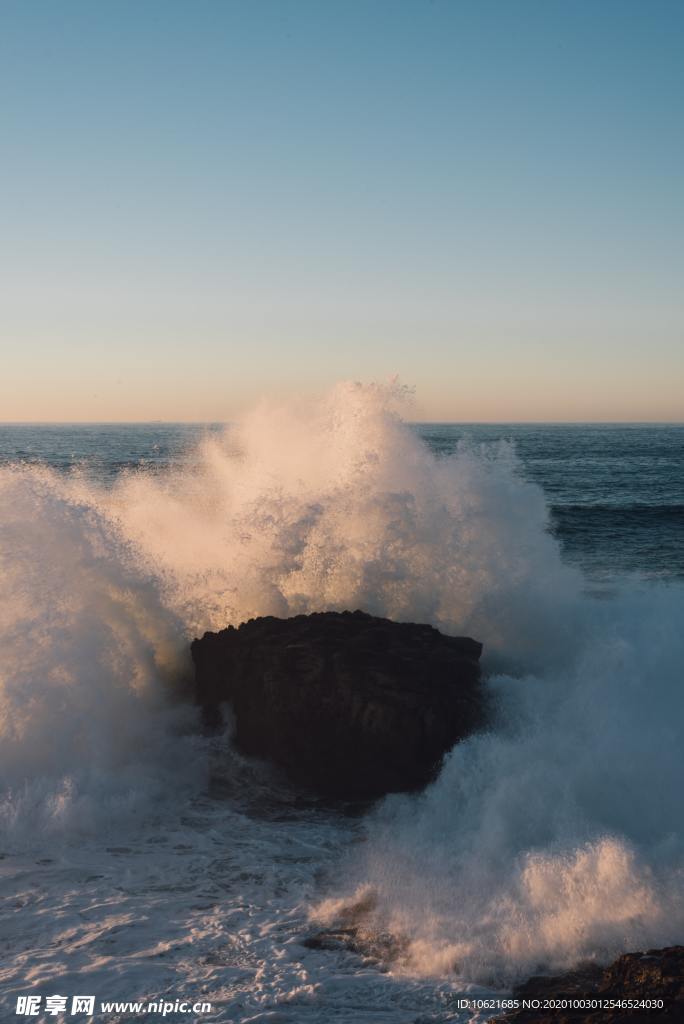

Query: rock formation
(191, 609), (483, 798)
(494, 946), (684, 1023)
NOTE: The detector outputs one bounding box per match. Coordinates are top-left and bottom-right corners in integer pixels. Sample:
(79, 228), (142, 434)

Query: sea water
(1, 383), (682, 1022)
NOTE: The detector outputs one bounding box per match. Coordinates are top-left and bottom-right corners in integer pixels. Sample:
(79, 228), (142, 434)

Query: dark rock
(191, 609), (483, 798)
(303, 892), (408, 969)
(302, 927), (406, 969)
(494, 946), (684, 1023)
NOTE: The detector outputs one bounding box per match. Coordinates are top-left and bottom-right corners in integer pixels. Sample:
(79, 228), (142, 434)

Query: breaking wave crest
(102, 380), (583, 667)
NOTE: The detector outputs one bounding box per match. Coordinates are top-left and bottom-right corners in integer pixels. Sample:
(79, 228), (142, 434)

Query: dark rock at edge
(493, 946), (684, 1023)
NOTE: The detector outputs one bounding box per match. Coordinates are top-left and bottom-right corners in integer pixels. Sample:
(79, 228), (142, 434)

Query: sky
(1, 0), (682, 422)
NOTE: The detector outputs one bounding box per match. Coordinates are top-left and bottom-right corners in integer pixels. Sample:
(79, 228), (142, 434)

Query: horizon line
(1, 419), (683, 427)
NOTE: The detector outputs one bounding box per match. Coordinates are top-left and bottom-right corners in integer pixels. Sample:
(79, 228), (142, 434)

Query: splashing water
(0, 380), (682, 1003)
(99, 381), (583, 667)
(319, 580), (684, 983)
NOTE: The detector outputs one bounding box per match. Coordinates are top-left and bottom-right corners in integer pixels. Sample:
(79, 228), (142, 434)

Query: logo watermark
(16, 995), (212, 1017)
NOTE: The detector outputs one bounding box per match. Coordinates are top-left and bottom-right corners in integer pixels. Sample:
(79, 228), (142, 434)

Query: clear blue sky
(1, 0), (682, 421)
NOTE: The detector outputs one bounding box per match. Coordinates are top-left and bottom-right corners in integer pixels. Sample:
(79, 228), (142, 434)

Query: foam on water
(318, 583), (684, 984)
(0, 381), (682, 1017)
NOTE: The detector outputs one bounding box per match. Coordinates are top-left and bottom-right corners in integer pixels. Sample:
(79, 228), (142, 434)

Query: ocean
(1, 383), (682, 1022)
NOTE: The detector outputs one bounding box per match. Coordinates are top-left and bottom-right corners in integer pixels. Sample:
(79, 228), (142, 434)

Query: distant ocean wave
(553, 502), (684, 517)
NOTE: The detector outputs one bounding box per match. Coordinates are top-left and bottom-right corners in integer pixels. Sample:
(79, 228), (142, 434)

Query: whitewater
(0, 382), (682, 1022)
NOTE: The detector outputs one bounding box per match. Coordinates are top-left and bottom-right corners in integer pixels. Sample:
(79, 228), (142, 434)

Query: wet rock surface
(191, 609), (483, 798)
(494, 946), (684, 1023)
(302, 891), (407, 971)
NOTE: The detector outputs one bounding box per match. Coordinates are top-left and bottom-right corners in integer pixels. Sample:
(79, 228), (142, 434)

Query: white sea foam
(319, 582), (684, 984)
(0, 380), (682, 1011)
(0, 464), (205, 838)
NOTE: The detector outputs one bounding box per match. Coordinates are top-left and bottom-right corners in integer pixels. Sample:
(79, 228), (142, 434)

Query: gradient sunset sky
(1, 0), (682, 422)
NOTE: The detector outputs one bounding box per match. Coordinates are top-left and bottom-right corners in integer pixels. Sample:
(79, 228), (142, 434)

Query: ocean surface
(1, 385), (682, 1022)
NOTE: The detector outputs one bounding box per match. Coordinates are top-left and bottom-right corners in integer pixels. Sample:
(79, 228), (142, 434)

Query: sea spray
(104, 380), (584, 669)
(0, 381), (682, 988)
(0, 464), (205, 837)
(315, 581), (684, 983)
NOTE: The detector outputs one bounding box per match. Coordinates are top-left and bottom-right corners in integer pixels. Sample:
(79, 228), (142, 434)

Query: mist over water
(0, 381), (682, 1003)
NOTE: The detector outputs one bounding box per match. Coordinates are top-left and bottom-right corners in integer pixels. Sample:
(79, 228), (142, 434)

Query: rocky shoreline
(303, 913), (683, 1021)
(492, 946), (684, 1023)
